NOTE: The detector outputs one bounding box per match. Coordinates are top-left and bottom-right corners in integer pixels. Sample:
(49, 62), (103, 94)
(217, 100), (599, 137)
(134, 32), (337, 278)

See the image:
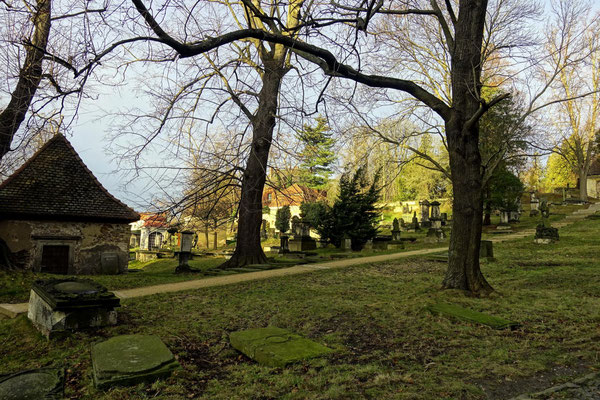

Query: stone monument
(175, 230), (195, 273)
(288, 216), (317, 252)
(391, 218), (401, 241)
(420, 200), (431, 228)
(28, 278), (120, 338)
(530, 192), (540, 217)
(405, 212), (421, 232)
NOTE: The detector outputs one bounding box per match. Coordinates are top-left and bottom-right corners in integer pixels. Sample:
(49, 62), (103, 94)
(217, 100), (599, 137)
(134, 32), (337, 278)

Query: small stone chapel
(0, 134), (139, 274)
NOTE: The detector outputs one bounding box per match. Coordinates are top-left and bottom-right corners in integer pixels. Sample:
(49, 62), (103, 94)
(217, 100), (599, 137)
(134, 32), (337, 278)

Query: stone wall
(0, 220), (131, 274)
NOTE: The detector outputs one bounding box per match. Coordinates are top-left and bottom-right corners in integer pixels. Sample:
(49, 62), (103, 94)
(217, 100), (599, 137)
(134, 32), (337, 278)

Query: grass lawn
(0, 214), (598, 399)
(0, 231), (448, 304)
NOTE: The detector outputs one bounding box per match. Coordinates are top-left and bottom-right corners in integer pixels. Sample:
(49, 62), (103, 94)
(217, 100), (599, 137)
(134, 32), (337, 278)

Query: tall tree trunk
(579, 168), (588, 201)
(220, 64), (285, 268)
(0, 0), (51, 161)
(442, 0), (493, 294)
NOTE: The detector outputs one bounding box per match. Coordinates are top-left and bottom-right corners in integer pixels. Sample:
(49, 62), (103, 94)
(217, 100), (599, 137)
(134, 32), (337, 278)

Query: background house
(261, 184), (326, 232)
(130, 213), (169, 250)
(0, 135), (139, 274)
(586, 158), (600, 198)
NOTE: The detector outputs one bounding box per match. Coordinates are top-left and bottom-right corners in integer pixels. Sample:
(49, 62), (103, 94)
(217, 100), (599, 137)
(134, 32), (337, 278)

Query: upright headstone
(480, 240), (494, 259)
(419, 200), (430, 222)
(278, 235), (289, 254)
(430, 201), (441, 219)
(500, 210), (510, 225)
(341, 235), (352, 252)
(391, 218), (401, 241)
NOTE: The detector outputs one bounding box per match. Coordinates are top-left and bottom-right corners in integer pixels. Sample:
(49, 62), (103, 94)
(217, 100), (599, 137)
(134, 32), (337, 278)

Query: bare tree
(545, 1), (600, 201)
(61, 0), (598, 292)
(0, 0), (51, 161)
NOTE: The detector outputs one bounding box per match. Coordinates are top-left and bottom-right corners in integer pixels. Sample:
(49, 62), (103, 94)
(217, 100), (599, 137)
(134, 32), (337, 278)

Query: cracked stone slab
(0, 368), (63, 400)
(91, 335), (180, 389)
(230, 327), (334, 367)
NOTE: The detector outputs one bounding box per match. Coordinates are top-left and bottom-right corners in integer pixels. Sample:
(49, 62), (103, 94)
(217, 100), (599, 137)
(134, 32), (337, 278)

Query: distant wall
(0, 220), (130, 274)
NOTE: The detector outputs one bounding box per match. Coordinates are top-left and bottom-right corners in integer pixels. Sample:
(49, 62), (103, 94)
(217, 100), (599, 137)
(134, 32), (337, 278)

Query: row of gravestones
(0, 279), (334, 399)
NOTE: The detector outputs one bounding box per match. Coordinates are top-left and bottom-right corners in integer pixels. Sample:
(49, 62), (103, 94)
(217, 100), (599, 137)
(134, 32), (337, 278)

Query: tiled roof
(262, 184), (327, 207)
(0, 134), (140, 222)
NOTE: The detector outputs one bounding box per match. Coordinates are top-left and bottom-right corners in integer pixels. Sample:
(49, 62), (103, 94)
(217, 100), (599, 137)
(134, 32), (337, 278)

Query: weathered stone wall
(0, 220), (130, 274)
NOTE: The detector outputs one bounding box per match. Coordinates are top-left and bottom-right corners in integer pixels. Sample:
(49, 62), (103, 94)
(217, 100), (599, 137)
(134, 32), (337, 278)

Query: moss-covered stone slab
(426, 303), (520, 330)
(230, 327), (334, 367)
(0, 368), (63, 400)
(91, 335), (180, 389)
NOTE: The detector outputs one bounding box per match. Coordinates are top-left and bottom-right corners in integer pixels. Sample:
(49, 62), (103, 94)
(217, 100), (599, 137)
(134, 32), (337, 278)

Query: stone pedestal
(288, 236), (317, 252)
(28, 279), (119, 338)
(372, 236), (391, 250)
(425, 228), (445, 242)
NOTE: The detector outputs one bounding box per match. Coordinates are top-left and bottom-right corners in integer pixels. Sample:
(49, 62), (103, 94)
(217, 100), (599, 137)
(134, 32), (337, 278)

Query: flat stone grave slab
(92, 334), (180, 389)
(0, 368), (63, 400)
(230, 327), (334, 367)
(427, 303), (520, 330)
(28, 278), (119, 338)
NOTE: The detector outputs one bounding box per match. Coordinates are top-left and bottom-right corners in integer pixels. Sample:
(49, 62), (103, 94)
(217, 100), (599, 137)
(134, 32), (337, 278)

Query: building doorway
(41, 245), (70, 274)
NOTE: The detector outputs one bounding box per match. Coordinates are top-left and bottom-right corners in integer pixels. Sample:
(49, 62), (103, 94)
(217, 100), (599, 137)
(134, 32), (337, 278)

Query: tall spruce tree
(296, 116), (336, 189)
(316, 167), (381, 250)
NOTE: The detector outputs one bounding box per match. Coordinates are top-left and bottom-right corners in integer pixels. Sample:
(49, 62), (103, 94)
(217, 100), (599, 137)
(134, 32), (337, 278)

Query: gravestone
(419, 200), (430, 222)
(480, 240), (494, 259)
(425, 227), (445, 243)
(278, 235), (290, 254)
(530, 196), (540, 217)
(288, 218), (316, 252)
(341, 235), (352, 252)
(260, 220), (268, 239)
(100, 253), (119, 274)
(534, 207), (559, 244)
(405, 212), (420, 232)
(430, 201), (441, 219)
(391, 218), (401, 241)
(499, 211), (510, 225)
(28, 279), (119, 338)
(92, 335), (180, 389)
(0, 368), (63, 400)
(230, 327), (334, 367)
(440, 212), (448, 226)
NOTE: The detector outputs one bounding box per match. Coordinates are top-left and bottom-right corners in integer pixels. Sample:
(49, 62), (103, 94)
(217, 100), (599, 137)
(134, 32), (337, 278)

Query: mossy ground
(0, 213), (598, 399)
